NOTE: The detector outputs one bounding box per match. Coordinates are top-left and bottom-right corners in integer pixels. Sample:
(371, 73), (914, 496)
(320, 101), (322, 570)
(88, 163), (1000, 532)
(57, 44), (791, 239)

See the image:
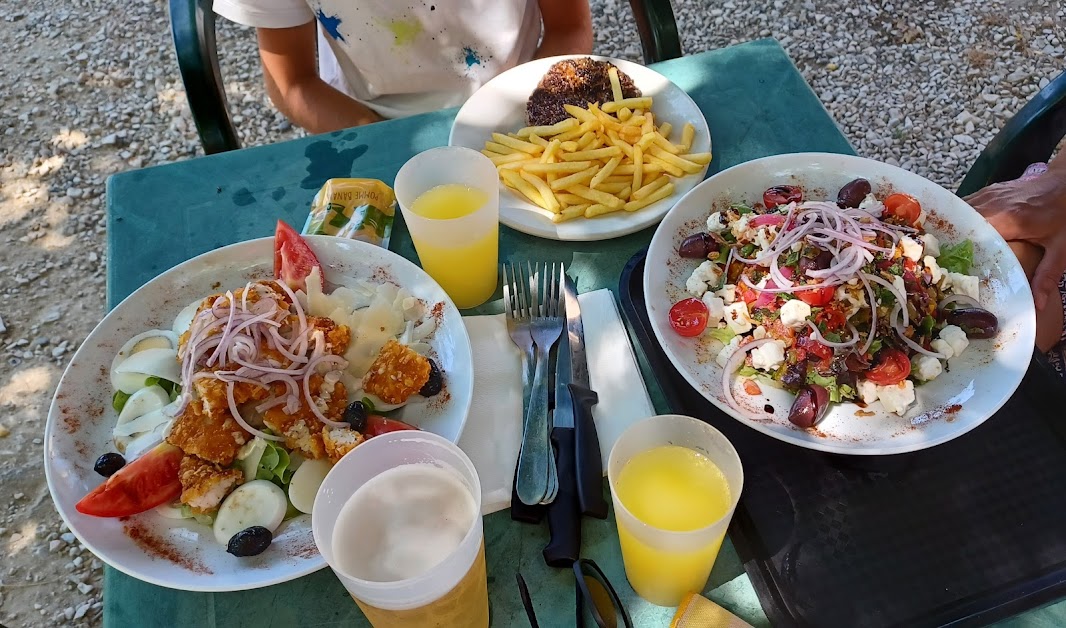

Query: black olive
(788, 384), (830, 428)
(419, 359), (443, 397)
(837, 178), (872, 208)
(679, 233), (715, 259)
(94, 452), (126, 477)
(945, 306), (999, 338)
(227, 526), (273, 557)
(343, 401), (368, 432)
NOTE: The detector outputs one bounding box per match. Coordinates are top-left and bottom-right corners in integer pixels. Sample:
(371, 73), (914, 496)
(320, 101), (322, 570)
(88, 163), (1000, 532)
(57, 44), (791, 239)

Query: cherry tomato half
(365, 415), (420, 437)
(669, 298), (710, 337)
(796, 285), (835, 307)
(865, 347), (911, 386)
(883, 193), (921, 225)
(763, 185), (804, 209)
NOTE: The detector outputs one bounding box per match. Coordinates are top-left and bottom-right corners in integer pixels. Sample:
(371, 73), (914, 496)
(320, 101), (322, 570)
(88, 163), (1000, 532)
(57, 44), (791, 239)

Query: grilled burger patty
(526, 58), (641, 126)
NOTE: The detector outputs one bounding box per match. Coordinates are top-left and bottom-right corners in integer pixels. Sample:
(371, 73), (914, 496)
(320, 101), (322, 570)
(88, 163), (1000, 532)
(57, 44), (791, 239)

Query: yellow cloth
(670, 593), (754, 628)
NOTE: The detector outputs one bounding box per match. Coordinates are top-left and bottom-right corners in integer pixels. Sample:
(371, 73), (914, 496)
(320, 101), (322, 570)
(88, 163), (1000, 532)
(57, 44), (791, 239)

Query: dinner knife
(543, 319), (581, 567)
(564, 276), (609, 519)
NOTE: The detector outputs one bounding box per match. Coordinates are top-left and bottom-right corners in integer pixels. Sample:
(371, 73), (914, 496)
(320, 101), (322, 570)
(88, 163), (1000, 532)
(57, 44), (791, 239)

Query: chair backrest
(628, 0), (683, 64)
(170, 0), (240, 154)
(957, 70), (1066, 196)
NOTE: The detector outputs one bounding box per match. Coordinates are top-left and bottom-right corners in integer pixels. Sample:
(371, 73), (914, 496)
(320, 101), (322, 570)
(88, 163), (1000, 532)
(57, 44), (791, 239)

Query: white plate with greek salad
(645, 153), (1035, 455)
(44, 227), (473, 591)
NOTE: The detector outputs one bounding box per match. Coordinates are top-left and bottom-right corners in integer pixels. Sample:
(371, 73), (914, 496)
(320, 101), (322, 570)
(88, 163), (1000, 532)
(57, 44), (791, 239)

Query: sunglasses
(517, 559), (633, 628)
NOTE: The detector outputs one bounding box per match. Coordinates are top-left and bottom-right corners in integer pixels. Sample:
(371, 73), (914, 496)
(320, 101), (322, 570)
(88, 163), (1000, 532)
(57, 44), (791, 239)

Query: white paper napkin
(458, 289), (656, 514)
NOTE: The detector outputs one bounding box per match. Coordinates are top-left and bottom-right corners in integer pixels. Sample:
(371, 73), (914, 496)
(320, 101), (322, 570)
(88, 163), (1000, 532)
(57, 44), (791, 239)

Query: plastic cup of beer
(607, 415), (744, 607)
(312, 431), (488, 628)
(394, 147), (499, 309)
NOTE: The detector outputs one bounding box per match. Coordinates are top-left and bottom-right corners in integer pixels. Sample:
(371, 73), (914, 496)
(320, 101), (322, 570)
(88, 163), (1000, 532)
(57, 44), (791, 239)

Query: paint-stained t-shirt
(214, 0), (542, 120)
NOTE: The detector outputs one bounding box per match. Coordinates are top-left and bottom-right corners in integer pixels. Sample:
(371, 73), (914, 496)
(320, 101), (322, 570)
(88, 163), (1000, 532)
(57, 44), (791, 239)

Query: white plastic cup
(312, 431), (488, 627)
(394, 147), (499, 309)
(607, 415), (744, 607)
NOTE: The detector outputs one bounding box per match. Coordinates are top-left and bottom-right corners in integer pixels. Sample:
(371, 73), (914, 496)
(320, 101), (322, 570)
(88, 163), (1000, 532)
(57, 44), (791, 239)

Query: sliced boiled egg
(213, 480), (288, 545)
(288, 458), (332, 514)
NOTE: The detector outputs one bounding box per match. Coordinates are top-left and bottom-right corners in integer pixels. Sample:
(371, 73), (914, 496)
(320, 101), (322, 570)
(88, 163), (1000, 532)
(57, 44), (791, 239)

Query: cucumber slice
(212, 480), (287, 545)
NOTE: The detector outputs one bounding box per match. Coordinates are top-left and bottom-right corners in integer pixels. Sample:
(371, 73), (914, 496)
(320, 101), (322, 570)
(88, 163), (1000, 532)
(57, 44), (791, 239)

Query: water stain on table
(270, 186), (287, 201)
(232, 187), (256, 206)
(301, 139), (369, 189)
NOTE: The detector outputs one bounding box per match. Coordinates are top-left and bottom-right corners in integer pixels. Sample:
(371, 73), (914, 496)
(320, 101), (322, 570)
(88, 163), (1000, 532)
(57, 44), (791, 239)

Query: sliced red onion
(806, 321), (859, 348)
(862, 273), (909, 327)
(750, 213), (786, 228)
(769, 253), (793, 288)
(721, 338), (777, 419)
(741, 273), (839, 294)
(226, 381), (284, 442)
(890, 304), (948, 359)
(302, 355), (349, 429)
(858, 274), (878, 355)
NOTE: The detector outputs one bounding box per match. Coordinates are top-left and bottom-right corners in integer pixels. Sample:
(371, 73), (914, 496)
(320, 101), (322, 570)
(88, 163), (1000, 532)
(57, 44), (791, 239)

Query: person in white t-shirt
(213, 0), (593, 133)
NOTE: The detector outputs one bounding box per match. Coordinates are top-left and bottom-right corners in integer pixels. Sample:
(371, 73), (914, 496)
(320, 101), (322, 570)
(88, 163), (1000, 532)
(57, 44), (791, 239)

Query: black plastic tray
(618, 249), (1066, 628)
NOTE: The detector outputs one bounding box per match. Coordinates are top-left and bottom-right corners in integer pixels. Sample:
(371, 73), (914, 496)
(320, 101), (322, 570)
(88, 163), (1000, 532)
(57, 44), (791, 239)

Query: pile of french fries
(481, 68), (711, 223)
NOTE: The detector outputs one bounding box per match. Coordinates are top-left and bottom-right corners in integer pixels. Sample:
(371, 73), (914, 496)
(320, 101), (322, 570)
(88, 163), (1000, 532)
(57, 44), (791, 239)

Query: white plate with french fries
(449, 55), (712, 241)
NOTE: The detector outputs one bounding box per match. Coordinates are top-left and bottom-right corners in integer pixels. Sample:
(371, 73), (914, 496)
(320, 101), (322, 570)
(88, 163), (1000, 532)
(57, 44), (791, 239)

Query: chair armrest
(957, 71), (1066, 196)
(169, 0), (241, 154)
(628, 0), (683, 64)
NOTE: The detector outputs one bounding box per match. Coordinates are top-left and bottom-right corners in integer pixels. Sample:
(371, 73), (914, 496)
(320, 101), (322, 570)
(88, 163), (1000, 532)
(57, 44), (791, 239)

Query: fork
(503, 263), (536, 414)
(515, 262), (564, 506)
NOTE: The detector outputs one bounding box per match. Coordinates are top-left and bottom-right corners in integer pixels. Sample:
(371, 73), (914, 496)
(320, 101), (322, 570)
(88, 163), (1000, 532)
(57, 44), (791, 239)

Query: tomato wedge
(274, 220), (323, 291)
(365, 415), (420, 438)
(866, 347), (911, 386)
(883, 193), (921, 225)
(668, 298), (710, 337)
(796, 285), (835, 307)
(814, 305), (847, 331)
(76, 444), (183, 518)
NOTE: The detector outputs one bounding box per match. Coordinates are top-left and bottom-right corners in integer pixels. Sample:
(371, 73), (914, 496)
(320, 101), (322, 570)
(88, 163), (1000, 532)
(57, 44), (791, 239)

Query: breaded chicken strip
(262, 374), (347, 459)
(179, 455), (243, 514)
(322, 427), (364, 464)
(362, 339), (431, 404)
(166, 399), (248, 466)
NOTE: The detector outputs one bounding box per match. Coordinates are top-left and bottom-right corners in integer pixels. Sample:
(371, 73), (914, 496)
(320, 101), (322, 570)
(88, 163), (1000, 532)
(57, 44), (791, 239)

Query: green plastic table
(103, 39), (1060, 627)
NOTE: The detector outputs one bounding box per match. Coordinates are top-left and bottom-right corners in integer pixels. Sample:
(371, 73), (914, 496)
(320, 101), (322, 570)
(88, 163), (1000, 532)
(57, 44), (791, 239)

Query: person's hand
(966, 173), (1066, 310)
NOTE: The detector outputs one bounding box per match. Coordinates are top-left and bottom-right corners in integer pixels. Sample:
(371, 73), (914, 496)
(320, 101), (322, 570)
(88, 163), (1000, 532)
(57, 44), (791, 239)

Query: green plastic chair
(956, 70), (1066, 196)
(169, 0), (683, 155)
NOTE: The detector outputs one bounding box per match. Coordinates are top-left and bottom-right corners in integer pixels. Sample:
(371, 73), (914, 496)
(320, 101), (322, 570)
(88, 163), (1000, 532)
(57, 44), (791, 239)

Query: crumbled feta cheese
(791, 241), (803, 253)
(834, 285), (867, 319)
(876, 380), (916, 415)
(707, 211), (727, 233)
(701, 294), (726, 324)
(858, 193), (880, 212)
(724, 301), (754, 334)
(715, 336), (742, 367)
(779, 299), (812, 329)
(900, 236), (923, 262)
(946, 272), (979, 300)
(892, 274), (907, 300)
(931, 338), (954, 359)
(911, 354), (943, 381)
(857, 380), (878, 404)
(939, 324), (969, 357)
(921, 233), (940, 257)
(752, 325), (767, 340)
(924, 255), (944, 286)
(751, 340), (786, 371)
(686, 260), (722, 297)
(731, 213), (754, 240)
(754, 227), (776, 252)
(716, 284), (736, 304)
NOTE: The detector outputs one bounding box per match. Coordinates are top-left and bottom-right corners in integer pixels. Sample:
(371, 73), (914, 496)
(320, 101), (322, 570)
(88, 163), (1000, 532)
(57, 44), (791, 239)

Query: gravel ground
(0, 0), (1062, 625)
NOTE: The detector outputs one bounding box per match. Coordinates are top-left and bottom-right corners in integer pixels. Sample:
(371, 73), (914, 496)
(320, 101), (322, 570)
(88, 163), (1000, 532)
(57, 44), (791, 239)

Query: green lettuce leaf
(806, 372), (857, 403)
(256, 441), (294, 486)
(708, 326), (737, 344)
(937, 239), (974, 274)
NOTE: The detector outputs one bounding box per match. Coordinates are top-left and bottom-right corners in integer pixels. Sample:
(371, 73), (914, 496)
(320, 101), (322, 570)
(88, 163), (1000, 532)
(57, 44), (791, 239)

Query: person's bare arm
(257, 22), (382, 134)
(535, 0), (593, 58)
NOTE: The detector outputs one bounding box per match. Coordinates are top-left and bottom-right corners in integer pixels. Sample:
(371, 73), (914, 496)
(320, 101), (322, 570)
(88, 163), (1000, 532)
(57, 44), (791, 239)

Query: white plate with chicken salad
(645, 153), (1036, 456)
(44, 224), (473, 591)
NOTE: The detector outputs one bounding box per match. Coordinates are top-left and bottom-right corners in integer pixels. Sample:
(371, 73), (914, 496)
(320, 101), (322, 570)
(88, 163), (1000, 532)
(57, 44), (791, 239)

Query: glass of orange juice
(394, 147), (499, 309)
(607, 414), (744, 607)
(311, 431), (488, 628)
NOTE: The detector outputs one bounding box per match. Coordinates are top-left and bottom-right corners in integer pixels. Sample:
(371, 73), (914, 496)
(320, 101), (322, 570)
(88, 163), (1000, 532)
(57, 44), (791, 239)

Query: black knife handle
(544, 426), (581, 567)
(511, 453), (545, 524)
(570, 383), (608, 519)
